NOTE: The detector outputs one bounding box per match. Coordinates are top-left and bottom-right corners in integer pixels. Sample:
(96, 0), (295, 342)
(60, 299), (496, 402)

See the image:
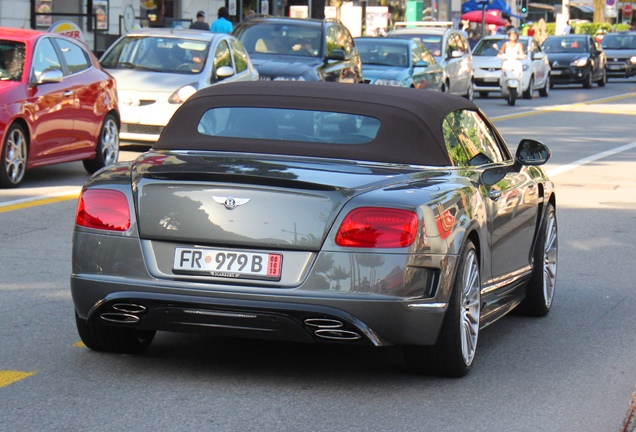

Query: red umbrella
(461, 10), (507, 26)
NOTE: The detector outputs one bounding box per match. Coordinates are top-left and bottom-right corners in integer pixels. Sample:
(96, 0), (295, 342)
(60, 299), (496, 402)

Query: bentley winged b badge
(212, 196), (251, 210)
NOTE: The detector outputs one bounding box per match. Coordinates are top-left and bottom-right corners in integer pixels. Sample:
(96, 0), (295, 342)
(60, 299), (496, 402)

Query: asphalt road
(1, 78), (636, 431)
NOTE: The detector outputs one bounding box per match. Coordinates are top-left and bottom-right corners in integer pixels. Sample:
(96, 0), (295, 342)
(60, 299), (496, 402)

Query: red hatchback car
(0, 27), (119, 188)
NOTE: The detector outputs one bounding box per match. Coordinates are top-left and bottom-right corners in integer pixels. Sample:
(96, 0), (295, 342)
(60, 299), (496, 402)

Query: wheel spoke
(460, 250), (480, 365)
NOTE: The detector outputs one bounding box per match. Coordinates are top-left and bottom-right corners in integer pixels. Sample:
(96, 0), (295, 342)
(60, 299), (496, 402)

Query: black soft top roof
(155, 81), (480, 166)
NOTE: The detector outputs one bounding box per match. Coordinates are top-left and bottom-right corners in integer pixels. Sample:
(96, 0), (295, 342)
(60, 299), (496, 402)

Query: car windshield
(100, 36), (210, 74)
(393, 34), (442, 57)
(197, 107), (380, 144)
(357, 41), (409, 67)
(601, 34), (636, 50)
(472, 39), (503, 56)
(542, 36), (588, 53)
(0, 41), (26, 81)
(237, 23), (322, 57)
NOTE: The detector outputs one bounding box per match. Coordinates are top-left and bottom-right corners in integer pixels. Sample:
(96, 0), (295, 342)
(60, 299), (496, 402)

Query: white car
(100, 28), (259, 143)
(387, 21), (474, 100)
(472, 35), (550, 99)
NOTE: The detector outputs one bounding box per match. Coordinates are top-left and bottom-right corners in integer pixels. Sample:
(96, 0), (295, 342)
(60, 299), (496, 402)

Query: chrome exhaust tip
(314, 329), (362, 340)
(304, 318), (343, 328)
(112, 303), (147, 314)
(100, 313), (140, 324)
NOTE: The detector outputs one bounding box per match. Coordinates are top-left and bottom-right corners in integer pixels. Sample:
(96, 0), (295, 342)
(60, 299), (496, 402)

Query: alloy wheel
(460, 249), (480, 366)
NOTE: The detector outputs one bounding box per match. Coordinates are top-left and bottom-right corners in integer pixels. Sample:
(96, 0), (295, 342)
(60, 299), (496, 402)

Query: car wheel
(0, 123), (28, 188)
(522, 76), (534, 99)
(75, 312), (156, 354)
(583, 70), (593, 88)
(539, 75), (550, 97)
(83, 113), (119, 174)
(464, 81), (474, 101)
(597, 68), (607, 87)
(517, 203), (558, 317)
(403, 240), (480, 377)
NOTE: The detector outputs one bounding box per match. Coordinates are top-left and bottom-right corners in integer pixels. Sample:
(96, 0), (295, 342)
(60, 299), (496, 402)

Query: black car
(542, 34), (607, 88)
(232, 17), (363, 83)
(600, 31), (636, 79)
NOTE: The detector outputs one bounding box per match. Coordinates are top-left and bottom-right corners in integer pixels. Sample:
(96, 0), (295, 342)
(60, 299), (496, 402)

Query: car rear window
(197, 107), (381, 144)
(237, 23), (322, 57)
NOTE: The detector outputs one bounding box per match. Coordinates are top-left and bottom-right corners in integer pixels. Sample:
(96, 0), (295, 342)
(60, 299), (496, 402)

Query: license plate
(173, 247), (282, 280)
(550, 70), (562, 75)
(609, 65), (621, 70)
(484, 77), (499, 82)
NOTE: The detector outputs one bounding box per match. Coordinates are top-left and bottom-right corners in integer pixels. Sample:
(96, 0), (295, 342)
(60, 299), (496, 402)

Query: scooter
(498, 53), (524, 106)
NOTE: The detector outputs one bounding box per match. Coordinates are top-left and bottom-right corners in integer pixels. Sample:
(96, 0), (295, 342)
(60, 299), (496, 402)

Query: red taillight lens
(335, 207), (418, 248)
(76, 189), (131, 231)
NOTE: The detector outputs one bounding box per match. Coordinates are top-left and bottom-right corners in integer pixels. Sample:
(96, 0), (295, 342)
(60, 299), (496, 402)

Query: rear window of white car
(197, 107), (381, 144)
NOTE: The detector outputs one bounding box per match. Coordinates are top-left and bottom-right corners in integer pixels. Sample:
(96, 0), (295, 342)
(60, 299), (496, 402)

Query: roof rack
(394, 21), (454, 28)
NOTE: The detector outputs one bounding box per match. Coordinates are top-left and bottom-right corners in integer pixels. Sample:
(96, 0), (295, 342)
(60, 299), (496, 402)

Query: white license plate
(484, 77), (499, 83)
(173, 247), (282, 280)
(609, 65), (621, 70)
(550, 70), (562, 75)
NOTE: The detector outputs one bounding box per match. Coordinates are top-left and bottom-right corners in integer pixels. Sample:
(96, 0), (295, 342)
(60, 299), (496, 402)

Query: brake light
(76, 189), (130, 231)
(335, 207), (418, 248)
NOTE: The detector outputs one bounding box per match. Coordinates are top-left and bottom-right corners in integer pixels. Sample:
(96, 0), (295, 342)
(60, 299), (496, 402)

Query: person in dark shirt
(189, 11), (210, 31)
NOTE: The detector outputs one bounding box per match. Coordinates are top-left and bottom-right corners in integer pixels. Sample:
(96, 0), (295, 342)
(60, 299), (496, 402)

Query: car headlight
(374, 79), (404, 87)
(168, 84), (198, 104)
(522, 63), (530, 71)
(272, 76), (306, 81)
(570, 57), (588, 67)
(630, 56), (636, 64)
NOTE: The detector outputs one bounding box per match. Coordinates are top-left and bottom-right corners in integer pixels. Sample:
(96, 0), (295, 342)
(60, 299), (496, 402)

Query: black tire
(75, 312), (155, 354)
(0, 123), (28, 188)
(507, 87), (517, 106)
(522, 76), (534, 99)
(597, 68), (607, 87)
(404, 241), (480, 377)
(583, 70), (593, 88)
(516, 203), (558, 317)
(83, 113), (120, 174)
(464, 82), (474, 101)
(538, 75), (550, 97)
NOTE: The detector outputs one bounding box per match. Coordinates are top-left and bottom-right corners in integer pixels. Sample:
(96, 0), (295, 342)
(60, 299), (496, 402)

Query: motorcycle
(498, 52), (524, 106)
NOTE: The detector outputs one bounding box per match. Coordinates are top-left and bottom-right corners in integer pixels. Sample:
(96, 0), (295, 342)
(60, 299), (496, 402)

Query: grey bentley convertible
(71, 81), (557, 377)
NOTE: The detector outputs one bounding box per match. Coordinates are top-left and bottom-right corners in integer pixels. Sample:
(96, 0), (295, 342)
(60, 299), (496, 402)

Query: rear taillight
(335, 207), (418, 248)
(76, 189), (130, 231)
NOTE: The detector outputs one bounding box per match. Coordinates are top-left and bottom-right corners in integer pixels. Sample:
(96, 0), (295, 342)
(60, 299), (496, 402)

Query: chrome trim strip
(183, 309), (257, 319)
(406, 302), (448, 310)
(481, 266), (532, 295)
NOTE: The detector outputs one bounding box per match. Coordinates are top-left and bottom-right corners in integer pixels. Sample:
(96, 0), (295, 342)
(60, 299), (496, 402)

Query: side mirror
(216, 65), (235, 81)
(414, 60), (429, 68)
(450, 50), (463, 59)
(37, 68), (63, 84)
(515, 139), (551, 166)
(326, 49), (346, 61)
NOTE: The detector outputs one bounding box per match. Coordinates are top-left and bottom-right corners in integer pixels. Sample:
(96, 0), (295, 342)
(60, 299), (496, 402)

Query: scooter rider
(497, 28), (527, 105)
(497, 28), (526, 72)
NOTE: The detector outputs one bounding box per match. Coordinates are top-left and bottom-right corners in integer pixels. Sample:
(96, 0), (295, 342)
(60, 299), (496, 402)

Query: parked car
(232, 16), (363, 83)
(71, 81), (557, 378)
(100, 28), (259, 144)
(600, 31), (636, 79)
(355, 37), (443, 90)
(472, 34), (550, 99)
(387, 21), (474, 99)
(0, 27), (119, 188)
(542, 34), (607, 88)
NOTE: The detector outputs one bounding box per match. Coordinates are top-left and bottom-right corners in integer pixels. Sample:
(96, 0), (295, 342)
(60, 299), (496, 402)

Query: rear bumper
(71, 275), (448, 347)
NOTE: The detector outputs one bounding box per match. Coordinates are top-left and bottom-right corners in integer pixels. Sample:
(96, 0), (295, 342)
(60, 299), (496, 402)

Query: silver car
(100, 28), (259, 144)
(71, 81), (557, 378)
(387, 21), (474, 99)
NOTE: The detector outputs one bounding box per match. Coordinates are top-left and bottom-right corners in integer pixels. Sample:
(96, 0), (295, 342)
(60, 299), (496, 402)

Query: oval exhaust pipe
(100, 313), (140, 324)
(112, 303), (147, 314)
(314, 329), (362, 340)
(304, 318), (343, 328)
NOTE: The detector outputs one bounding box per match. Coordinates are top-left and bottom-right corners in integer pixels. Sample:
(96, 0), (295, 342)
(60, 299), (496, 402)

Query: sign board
(605, 0), (618, 18)
(624, 4), (633, 16)
(48, 21), (84, 42)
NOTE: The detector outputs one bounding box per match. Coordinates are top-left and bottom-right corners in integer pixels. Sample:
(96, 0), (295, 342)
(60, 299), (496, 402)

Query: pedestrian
(211, 6), (233, 34)
(189, 10), (210, 31)
(526, 21), (535, 38)
(243, 9), (255, 21)
(562, 20), (572, 35)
